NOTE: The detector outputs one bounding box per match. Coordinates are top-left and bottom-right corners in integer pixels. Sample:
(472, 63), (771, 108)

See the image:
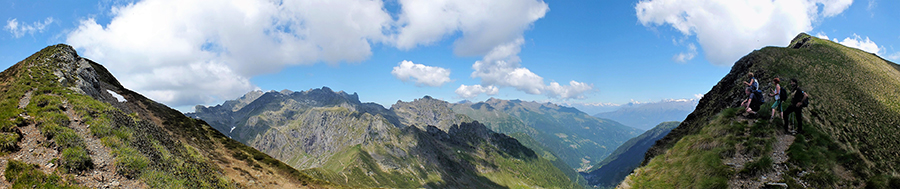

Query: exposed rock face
(391, 95), (471, 131)
(190, 92), (577, 188)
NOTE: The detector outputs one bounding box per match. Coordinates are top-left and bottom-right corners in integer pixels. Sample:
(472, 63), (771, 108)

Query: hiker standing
(768, 78), (785, 121)
(783, 78), (809, 134)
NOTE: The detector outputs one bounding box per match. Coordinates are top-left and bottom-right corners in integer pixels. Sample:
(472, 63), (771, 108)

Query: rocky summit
(189, 90), (579, 188)
(0, 44), (333, 188)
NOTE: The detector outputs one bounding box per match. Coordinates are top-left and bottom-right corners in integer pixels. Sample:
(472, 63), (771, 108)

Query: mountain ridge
(623, 33), (900, 188)
(452, 97), (642, 172)
(189, 88), (580, 188)
(580, 121), (679, 188)
(0, 44), (333, 188)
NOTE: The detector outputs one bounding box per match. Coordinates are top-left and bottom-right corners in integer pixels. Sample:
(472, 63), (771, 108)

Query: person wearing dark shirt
(740, 87), (762, 114)
(783, 78), (809, 134)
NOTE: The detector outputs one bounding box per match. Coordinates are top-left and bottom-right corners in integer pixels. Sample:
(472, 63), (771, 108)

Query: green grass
(625, 109), (740, 188)
(637, 33), (900, 188)
(785, 125), (864, 188)
(0, 132), (20, 152)
(4, 160), (82, 189)
(0, 44), (255, 188)
(478, 142), (580, 189)
(60, 146), (93, 173)
(113, 147), (148, 179)
(739, 156), (773, 176)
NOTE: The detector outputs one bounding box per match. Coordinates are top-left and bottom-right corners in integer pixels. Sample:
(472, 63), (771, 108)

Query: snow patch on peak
(107, 89), (126, 102)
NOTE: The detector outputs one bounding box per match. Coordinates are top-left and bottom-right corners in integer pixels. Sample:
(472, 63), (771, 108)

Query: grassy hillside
(581, 121), (678, 188)
(628, 33), (900, 188)
(450, 102), (589, 186)
(0, 44), (333, 188)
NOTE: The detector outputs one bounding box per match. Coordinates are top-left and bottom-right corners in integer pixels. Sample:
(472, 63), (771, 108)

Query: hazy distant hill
(594, 99), (698, 130)
(622, 33), (900, 188)
(452, 98), (641, 172)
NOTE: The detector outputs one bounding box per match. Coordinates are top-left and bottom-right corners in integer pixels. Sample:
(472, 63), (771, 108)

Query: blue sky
(2, 0), (898, 113)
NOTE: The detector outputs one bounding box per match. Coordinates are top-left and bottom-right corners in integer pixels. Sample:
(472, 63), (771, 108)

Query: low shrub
(60, 147), (93, 173)
(0, 132), (20, 152)
(114, 147), (148, 179)
(4, 160), (79, 188)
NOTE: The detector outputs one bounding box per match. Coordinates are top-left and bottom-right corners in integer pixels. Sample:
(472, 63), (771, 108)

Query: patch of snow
(107, 89), (126, 102)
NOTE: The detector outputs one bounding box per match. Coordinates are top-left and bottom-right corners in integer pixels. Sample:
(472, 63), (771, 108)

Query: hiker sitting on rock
(740, 87), (762, 114)
(783, 78), (809, 134)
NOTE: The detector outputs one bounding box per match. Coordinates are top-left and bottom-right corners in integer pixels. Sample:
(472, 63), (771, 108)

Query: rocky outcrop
(0, 44), (330, 188)
(191, 90), (578, 188)
(391, 95), (471, 131)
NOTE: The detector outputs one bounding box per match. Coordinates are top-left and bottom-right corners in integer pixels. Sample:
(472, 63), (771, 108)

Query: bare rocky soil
(0, 89), (146, 188)
(725, 118), (808, 189)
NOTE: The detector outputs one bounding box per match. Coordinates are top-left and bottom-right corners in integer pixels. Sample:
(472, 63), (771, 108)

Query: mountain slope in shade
(622, 33), (900, 188)
(593, 99), (697, 130)
(450, 101), (589, 186)
(580, 121), (679, 188)
(189, 91), (579, 188)
(452, 98), (642, 172)
(0, 44), (332, 188)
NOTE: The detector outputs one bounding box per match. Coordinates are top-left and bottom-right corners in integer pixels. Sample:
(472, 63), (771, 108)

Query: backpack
(778, 85), (788, 100)
(752, 89), (765, 103)
(800, 91), (809, 107)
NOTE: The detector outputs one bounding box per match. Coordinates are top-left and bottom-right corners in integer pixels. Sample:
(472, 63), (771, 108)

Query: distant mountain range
(593, 99), (698, 130)
(452, 98), (642, 172)
(188, 90), (580, 188)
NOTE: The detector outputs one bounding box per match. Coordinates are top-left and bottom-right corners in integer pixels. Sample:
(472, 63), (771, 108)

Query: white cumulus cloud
(636, 0), (853, 65)
(544, 81), (593, 99)
(673, 43), (697, 63)
(66, 0), (575, 107)
(67, 0), (392, 106)
(814, 32), (830, 40)
(468, 38), (594, 99)
(888, 52), (900, 61)
(391, 60), (452, 87)
(836, 34), (881, 54)
(393, 0), (549, 57)
(455, 84), (499, 99)
(5, 17), (54, 38)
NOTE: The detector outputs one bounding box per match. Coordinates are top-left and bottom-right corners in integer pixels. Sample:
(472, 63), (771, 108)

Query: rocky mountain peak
(390, 96), (470, 131)
(23, 44), (126, 105)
